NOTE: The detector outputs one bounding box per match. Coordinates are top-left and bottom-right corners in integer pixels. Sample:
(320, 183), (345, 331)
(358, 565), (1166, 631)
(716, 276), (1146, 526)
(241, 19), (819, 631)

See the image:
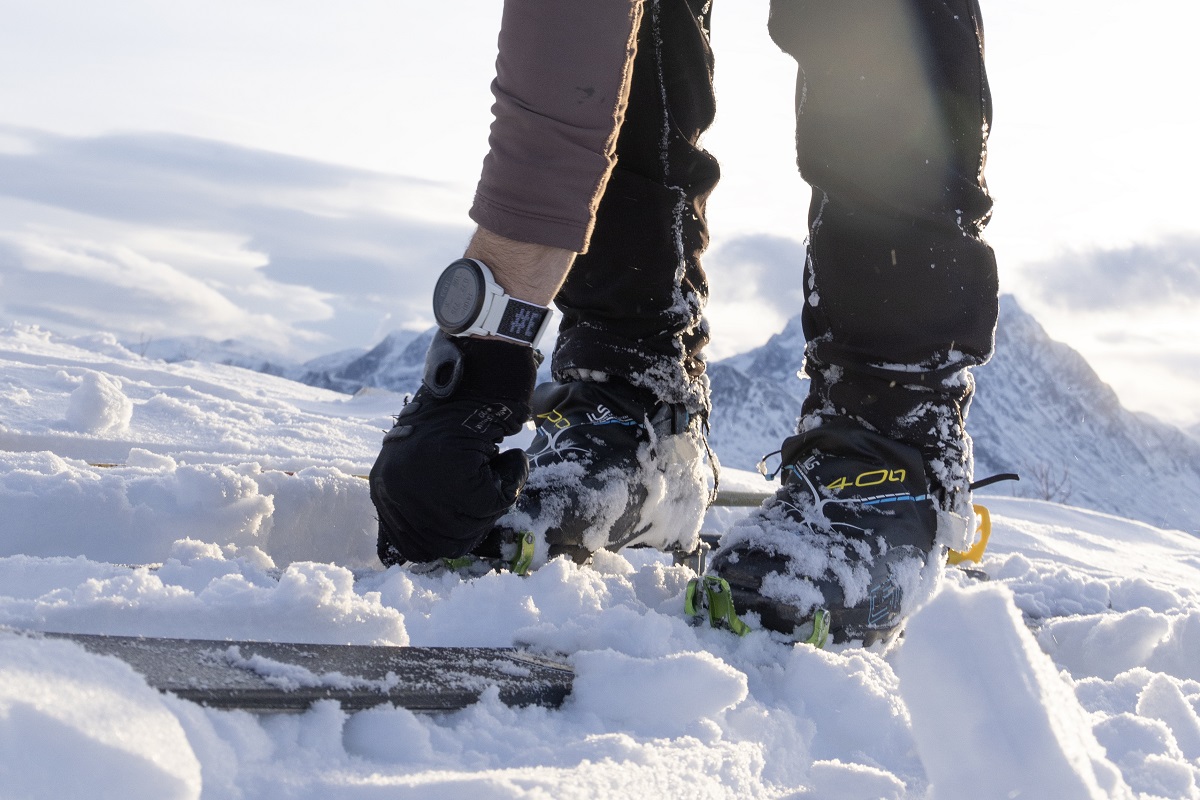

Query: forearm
(470, 0), (643, 254)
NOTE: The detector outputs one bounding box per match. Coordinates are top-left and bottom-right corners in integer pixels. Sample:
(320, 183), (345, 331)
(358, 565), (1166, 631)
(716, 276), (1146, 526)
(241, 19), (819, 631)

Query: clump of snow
(1136, 674), (1200, 762)
(626, 418), (710, 553)
(221, 645), (396, 692)
(0, 633), (202, 799)
(570, 649), (747, 737)
(495, 413), (708, 567)
(1037, 608), (1175, 681)
(63, 370), (133, 435)
(895, 581), (1132, 799)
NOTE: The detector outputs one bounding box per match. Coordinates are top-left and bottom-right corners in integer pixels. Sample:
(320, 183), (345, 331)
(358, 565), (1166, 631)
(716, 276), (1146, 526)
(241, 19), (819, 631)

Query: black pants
(555, 0), (997, 462)
(552, 0), (719, 414)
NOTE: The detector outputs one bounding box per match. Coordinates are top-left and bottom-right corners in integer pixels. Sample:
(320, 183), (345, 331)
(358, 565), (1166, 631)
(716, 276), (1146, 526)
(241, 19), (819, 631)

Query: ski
(29, 631), (573, 712)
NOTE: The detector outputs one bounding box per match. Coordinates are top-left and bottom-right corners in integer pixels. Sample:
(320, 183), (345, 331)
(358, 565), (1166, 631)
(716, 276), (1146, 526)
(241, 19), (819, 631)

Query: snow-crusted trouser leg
(770, 0), (999, 507)
(468, 0), (717, 416)
(549, 0), (719, 416)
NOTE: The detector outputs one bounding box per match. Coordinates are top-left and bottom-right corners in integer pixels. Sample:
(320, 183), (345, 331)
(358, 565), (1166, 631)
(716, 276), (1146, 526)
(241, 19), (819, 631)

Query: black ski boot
(492, 377), (712, 565)
(705, 420), (944, 645)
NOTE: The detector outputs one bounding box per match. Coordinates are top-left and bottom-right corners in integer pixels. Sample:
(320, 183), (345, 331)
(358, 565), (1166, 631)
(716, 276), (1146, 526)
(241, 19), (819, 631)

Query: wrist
(464, 227), (574, 307)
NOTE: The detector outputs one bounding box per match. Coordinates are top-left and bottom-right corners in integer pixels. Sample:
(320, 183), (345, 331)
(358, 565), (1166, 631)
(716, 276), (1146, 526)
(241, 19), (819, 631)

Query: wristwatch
(432, 258), (554, 348)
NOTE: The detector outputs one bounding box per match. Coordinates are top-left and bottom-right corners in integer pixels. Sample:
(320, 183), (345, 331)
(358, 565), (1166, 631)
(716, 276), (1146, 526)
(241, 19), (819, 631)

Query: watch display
(433, 260), (486, 334)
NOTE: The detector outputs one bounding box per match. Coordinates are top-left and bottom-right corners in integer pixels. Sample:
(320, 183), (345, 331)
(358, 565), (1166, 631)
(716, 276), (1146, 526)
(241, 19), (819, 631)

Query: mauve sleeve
(470, 0), (643, 253)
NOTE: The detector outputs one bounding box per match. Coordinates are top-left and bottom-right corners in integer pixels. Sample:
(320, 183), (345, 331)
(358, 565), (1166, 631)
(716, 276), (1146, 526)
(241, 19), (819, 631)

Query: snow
(895, 581), (1131, 800)
(4, 323), (1200, 798)
(0, 635), (202, 799)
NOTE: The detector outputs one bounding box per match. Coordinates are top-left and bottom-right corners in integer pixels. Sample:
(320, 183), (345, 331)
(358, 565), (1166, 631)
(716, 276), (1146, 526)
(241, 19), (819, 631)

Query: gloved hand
(369, 331), (537, 564)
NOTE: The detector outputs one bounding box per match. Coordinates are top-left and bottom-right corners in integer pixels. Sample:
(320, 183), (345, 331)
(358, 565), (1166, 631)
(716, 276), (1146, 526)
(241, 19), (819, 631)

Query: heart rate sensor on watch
(432, 258), (553, 348)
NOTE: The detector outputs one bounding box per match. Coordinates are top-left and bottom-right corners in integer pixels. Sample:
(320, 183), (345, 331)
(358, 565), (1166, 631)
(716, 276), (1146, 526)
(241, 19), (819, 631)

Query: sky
(1, 0), (1198, 426)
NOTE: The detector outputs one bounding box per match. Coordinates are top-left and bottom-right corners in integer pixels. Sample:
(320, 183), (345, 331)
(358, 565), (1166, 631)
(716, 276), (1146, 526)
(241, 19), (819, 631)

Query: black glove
(370, 331), (537, 564)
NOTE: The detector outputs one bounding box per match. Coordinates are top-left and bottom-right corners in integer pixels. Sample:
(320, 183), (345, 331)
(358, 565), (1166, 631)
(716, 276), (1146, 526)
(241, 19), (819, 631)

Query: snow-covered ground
(3, 324), (1200, 799)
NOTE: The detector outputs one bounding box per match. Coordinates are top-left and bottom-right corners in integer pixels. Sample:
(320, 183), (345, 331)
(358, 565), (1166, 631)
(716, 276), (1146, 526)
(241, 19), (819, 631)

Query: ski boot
(701, 419), (945, 646)
(492, 376), (712, 566)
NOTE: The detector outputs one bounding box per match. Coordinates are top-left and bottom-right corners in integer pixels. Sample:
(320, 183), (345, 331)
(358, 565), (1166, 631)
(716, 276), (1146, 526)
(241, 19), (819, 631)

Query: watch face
(433, 260), (486, 334)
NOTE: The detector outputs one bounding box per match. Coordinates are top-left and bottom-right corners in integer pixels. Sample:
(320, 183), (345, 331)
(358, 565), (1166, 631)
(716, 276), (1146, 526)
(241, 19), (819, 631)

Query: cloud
(0, 127), (471, 357)
(697, 234), (810, 358)
(1026, 237), (1200, 310)
(0, 233), (327, 353)
(705, 233), (808, 314)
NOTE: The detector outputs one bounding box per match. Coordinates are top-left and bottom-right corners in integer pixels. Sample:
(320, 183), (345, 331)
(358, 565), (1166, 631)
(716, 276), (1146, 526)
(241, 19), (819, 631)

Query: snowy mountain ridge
(293, 329), (427, 395)
(969, 297), (1200, 534)
(130, 336), (302, 378)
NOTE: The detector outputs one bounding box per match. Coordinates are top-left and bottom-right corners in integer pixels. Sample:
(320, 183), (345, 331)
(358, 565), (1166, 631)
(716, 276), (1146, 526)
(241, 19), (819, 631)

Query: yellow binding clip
(947, 504), (992, 565)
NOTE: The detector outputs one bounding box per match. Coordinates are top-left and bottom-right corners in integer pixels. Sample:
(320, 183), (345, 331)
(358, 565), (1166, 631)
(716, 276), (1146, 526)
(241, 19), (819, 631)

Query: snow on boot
(492, 377), (711, 566)
(707, 419), (944, 645)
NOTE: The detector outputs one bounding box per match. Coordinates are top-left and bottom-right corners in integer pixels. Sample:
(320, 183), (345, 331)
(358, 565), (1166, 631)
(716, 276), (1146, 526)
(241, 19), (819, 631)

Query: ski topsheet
(36, 631), (573, 712)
